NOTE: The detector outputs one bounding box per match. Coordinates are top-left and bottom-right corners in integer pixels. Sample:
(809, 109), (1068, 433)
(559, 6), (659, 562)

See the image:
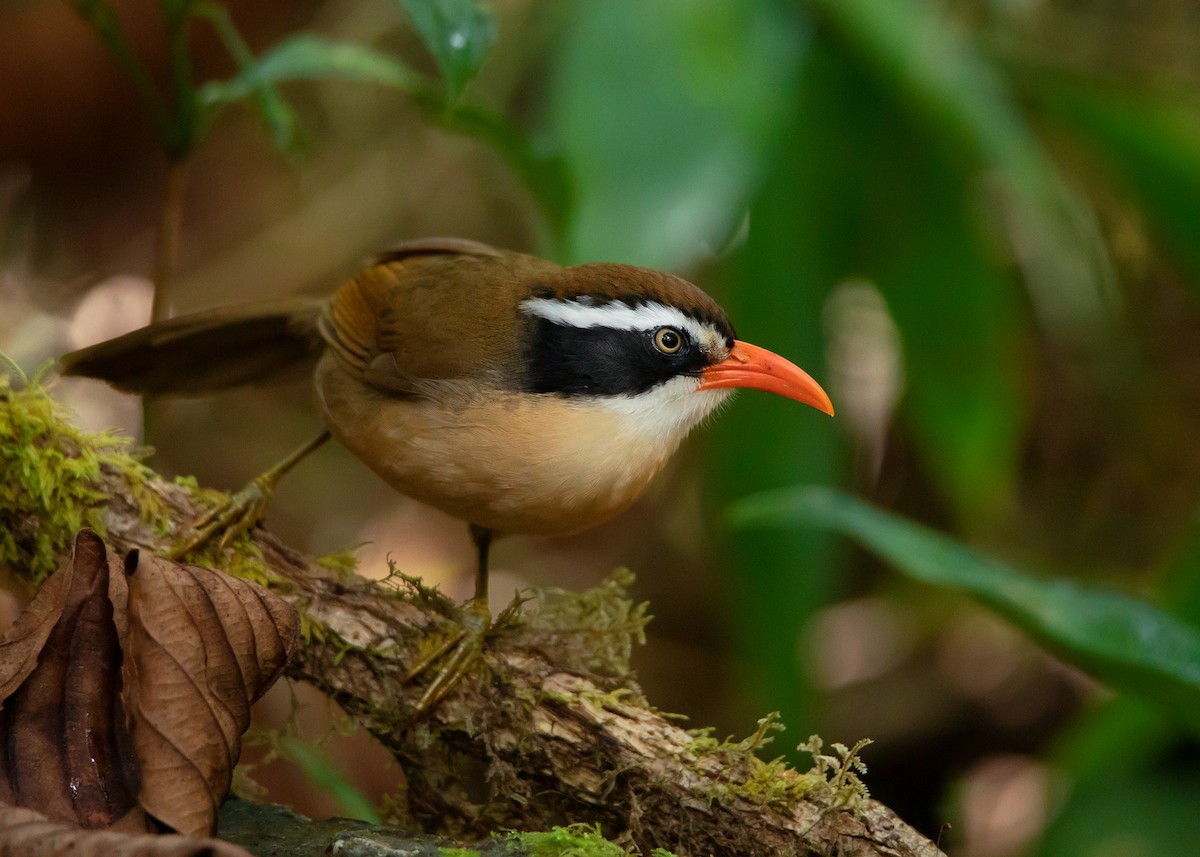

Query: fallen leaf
(0, 803), (253, 857)
(0, 529), (140, 829)
(122, 552), (297, 837)
(0, 529), (299, 846)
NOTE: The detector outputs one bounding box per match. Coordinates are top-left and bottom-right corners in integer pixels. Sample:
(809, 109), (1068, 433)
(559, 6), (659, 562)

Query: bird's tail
(59, 298), (327, 396)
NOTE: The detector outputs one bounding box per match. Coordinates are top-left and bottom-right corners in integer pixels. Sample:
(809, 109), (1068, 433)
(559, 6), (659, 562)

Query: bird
(60, 237), (833, 709)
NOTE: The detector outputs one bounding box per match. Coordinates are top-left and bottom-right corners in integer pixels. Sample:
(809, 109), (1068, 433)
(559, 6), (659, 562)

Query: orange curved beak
(698, 340), (834, 416)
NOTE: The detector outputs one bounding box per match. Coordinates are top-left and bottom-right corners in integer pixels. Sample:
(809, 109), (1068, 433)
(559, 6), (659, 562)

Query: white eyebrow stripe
(520, 297), (708, 341)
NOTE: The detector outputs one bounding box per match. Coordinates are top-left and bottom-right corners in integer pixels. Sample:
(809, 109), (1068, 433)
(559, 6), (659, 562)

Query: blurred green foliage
(48, 0), (1200, 852)
(734, 487), (1200, 732)
(545, 2), (1200, 853)
(71, 0), (543, 187)
(548, 1), (803, 270)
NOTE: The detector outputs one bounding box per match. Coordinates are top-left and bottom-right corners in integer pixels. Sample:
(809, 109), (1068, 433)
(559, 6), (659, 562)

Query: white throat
(587, 375), (734, 447)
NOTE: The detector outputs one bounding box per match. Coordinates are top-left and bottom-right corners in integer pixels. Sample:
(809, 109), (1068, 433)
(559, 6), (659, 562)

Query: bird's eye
(653, 327), (683, 355)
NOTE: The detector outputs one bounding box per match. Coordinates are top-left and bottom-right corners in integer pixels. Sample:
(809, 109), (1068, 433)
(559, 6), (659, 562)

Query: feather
(60, 299), (325, 395)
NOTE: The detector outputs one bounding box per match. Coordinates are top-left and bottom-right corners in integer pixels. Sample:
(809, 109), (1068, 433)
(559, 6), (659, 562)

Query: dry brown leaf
(0, 529), (141, 830)
(0, 529), (298, 847)
(122, 553), (297, 837)
(0, 803), (253, 857)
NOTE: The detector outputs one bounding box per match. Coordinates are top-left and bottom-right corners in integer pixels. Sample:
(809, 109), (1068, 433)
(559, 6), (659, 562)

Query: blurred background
(4, 0), (1200, 854)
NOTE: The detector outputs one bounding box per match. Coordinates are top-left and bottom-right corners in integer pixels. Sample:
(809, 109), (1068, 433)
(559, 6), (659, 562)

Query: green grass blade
(277, 736), (381, 824)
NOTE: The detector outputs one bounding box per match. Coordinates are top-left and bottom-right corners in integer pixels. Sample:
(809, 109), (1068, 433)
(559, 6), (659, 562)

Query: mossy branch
(0, 374), (943, 857)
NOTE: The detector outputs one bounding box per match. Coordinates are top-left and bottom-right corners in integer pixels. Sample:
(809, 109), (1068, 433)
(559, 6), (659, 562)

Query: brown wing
(319, 239), (561, 393)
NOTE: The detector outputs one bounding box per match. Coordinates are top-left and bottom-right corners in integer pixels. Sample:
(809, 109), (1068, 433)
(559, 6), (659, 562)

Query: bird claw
(406, 599), (492, 716)
(168, 431), (331, 560)
(169, 474), (275, 560)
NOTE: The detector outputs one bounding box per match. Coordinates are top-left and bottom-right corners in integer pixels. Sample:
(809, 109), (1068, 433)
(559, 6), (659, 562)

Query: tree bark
(89, 459), (947, 857)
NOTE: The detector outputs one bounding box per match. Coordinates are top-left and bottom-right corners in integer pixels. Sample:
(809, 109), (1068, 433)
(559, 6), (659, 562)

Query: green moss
(524, 568), (650, 677)
(317, 546), (361, 580)
(172, 473), (228, 509)
(0, 366), (287, 588)
(297, 603), (328, 645)
(293, 599), (364, 669)
(714, 733), (872, 812)
(501, 824), (668, 857)
(379, 558), (458, 613)
(715, 756), (818, 807)
(685, 710), (784, 756)
(686, 713), (873, 814)
(796, 734), (874, 813)
(572, 686), (640, 712)
(184, 535), (274, 587)
(0, 369), (163, 584)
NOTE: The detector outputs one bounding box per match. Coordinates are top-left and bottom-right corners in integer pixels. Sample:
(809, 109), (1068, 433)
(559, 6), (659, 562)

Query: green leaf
(397, 0), (498, 100)
(410, 95), (572, 243)
(198, 34), (422, 108)
(192, 2), (292, 150)
(731, 486), (1200, 733)
(194, 29), (562, 231)
(1062, 511), (1200, 767)
(197, 34), (423, 148)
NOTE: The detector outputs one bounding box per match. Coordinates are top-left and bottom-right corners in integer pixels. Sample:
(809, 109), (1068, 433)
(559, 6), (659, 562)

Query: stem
(150, 158), (191, 323)
(162, 0), (199, 157)
(144, 155), (189, 457)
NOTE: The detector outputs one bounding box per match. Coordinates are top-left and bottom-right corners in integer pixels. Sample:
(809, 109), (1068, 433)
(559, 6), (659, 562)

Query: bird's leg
(169, 430), (332, 559)
(407, 524), (494, 714)
(471, 522), (492, 604)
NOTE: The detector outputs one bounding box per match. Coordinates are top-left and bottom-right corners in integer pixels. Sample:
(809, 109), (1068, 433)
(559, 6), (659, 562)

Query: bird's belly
(314, 368), (683, 536)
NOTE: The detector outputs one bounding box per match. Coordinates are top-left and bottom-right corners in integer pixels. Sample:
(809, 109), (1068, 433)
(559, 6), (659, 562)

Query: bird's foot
(169, 431), (330, 560)
(169, 473), (277, 559)
(405, 598), (492, 716)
